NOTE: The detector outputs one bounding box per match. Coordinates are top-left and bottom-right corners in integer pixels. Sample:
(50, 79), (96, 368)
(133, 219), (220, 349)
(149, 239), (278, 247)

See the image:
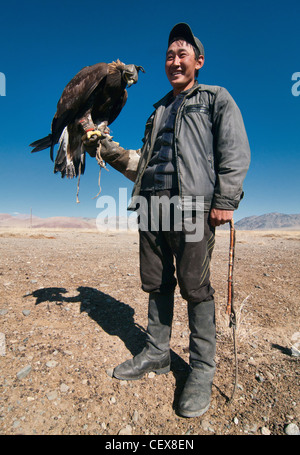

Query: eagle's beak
(123, 64), (145, 87)
(125, 76), (135, 87)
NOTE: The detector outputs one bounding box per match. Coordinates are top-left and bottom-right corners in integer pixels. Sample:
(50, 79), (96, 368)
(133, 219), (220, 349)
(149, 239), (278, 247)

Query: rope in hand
(226, 218), (238, 402)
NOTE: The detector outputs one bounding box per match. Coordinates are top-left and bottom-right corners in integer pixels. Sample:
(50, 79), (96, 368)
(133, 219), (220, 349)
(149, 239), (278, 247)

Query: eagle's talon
(85, 130), (104, 141)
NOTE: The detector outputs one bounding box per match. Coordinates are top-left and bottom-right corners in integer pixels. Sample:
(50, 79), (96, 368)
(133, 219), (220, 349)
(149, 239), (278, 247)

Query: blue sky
(0, 0), (299, 221)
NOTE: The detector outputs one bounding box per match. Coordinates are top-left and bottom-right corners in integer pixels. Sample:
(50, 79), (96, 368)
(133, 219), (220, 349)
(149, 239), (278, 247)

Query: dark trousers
(139, 190), (215, 303)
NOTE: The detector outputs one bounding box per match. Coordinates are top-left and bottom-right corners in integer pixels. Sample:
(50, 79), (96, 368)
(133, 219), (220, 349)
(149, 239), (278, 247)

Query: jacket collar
(153, 81), (200, 109)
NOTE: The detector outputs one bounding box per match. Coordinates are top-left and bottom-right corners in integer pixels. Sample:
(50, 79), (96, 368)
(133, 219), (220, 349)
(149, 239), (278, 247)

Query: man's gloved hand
(82, 130), (139, 181)
(83, 136), (100, 157)
(97, 135), (139, 181)
(82, 128), (112, 158)
(98, 135), (125, 163)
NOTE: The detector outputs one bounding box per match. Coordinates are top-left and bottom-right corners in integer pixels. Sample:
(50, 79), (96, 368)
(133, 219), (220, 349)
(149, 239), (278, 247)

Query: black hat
(168, 23), (205, 57)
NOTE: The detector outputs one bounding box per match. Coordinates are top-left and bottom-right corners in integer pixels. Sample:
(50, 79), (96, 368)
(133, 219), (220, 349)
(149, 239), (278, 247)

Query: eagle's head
(122, 64), (145, 87)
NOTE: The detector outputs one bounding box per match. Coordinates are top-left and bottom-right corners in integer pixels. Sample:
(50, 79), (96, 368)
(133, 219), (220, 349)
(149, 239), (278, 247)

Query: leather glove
(99, 136), (125, 161)
(98, 136), (129, 173)
(99, 136), (140, 181)
(82, 131), (139, 181)
(82, 127), (111, 158)
(83, 136), (100, 157)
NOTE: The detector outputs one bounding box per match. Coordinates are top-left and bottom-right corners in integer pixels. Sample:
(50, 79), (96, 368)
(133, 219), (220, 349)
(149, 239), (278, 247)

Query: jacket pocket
(184, 104), (211, 116)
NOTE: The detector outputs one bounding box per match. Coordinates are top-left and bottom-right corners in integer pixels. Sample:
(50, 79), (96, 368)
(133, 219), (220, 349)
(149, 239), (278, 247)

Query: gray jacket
(106, 82), (250, 212)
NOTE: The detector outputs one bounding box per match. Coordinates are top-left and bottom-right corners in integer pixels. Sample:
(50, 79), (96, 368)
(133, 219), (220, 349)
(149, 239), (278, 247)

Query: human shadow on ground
(27, 286), (190, 410)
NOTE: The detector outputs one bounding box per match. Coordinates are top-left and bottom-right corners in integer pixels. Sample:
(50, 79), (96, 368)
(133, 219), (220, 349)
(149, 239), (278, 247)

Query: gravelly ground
(0, 228), (299, 436)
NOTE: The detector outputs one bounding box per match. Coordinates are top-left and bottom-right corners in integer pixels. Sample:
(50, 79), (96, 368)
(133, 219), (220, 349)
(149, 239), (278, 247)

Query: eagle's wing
(51, 62), (109, 140)
(108, 89), (128, 125)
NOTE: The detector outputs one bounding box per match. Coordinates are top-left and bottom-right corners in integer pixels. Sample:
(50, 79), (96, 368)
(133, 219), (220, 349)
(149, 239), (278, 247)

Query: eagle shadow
(26, 286), (190, 409)
(26, 286), (146, 356)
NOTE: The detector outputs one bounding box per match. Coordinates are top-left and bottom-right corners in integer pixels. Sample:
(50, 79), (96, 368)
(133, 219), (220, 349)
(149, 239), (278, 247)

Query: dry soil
(0, 228), (299, 436)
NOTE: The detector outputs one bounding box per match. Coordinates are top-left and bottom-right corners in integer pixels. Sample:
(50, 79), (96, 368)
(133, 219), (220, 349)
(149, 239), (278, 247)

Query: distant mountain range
(0, 212), (300, 231)
(234, 212), (300, 230)
(0, 213), (130, 230)
(0, 213), (96, 230)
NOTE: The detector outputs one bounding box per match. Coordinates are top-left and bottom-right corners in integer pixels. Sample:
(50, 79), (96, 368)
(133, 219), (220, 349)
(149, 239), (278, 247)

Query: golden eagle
(30, 60), (144, 184)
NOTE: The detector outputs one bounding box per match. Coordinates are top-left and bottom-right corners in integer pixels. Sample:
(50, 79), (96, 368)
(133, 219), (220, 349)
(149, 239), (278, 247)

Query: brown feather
(107, 59), (125, 74)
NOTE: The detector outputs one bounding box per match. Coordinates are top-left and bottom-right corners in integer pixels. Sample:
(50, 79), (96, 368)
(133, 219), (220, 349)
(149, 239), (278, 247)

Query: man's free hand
(210, 208), (233, 227)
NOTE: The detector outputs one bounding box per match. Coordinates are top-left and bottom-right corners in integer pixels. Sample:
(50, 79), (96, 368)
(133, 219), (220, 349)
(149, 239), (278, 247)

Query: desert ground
(0, 227), (299, 436)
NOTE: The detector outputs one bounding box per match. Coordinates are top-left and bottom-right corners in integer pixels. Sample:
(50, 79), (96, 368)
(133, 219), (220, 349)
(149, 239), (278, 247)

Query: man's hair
(169, 37), (201, 78)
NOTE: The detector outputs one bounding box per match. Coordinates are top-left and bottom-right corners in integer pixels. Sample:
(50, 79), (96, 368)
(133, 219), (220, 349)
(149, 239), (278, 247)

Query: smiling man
(165, 38), (204, 96)
(95, 23), (250, 418)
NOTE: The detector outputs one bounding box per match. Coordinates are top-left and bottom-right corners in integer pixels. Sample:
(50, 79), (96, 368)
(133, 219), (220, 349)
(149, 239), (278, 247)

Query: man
(95, 23), (250, 417)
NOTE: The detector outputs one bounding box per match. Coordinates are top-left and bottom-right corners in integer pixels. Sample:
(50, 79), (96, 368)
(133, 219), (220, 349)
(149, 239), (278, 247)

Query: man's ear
(196, 55), (205, 70)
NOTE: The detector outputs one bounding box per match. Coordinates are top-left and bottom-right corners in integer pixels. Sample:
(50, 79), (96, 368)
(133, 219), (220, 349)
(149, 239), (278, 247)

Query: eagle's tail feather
(53, 127), (85, 179)
(54, 128), (68, 177)
(30, 134), (52, 154)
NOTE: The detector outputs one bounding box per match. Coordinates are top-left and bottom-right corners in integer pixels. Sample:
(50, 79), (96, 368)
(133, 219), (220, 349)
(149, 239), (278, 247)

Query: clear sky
(0, 0), (299, 221)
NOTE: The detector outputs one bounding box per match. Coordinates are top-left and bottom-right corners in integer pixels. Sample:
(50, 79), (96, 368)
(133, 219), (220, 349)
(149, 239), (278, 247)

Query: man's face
(165, 40), (204, 95)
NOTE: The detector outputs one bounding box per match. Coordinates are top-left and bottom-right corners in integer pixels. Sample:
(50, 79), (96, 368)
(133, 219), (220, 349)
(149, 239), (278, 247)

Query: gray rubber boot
(178, 299), (216, 417)
(113, 292), (174, 380)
